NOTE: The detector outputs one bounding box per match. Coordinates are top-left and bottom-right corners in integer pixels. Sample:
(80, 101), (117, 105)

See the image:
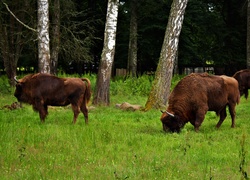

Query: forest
(0, 0), (247, 77)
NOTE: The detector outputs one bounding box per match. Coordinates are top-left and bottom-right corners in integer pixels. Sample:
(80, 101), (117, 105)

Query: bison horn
(14, 76), (19, 83)
(166, 111), (175, 117)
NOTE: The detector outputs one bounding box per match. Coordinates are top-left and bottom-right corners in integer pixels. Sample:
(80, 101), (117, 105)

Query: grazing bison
(160, 73), (240, 132)
(14, 73), (91, 124)
(233, 69), (250, 99)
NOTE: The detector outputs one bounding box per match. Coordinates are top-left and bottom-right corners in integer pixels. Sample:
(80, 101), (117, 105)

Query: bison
(233, 69), (250, 99)
(14, 73), (91, 124)
(160, 73), (240, 132)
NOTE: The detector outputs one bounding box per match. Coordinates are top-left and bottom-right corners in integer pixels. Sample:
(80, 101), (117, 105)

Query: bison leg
(194, 109), (207, 132)
(216, 106), (227, 128)
(38, 105), (48, 123)
(228, 103), (236, 128)
(244, 89), (249, 99)
(80, 103), (88, 124)
(71, 104), (80, 124)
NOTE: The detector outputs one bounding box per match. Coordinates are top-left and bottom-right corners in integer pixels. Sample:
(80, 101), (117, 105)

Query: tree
(247, 0), (250, 69)
(37, 0), (50, 73)
(0, 1), (34, 86)
(127, 0), (138, 77)
(144, 0), (188, 111)
(50, 0), (60, 75)
(93, 0), (119, 105)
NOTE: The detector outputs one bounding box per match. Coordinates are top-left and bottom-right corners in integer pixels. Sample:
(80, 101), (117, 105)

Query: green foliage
(110, 75), (154, 97)
(0, 74), (250, 179)
(179, 0), (246, 74)
(0, 75), (14, 94)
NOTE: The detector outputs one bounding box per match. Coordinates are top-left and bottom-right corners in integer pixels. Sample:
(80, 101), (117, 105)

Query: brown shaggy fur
(14, 73), (91, 124)
(233, 69), (250, 99)
(160, 73), (240, 132)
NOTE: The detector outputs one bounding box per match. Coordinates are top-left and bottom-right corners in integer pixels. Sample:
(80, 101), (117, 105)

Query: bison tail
(81, 78), (91, 104)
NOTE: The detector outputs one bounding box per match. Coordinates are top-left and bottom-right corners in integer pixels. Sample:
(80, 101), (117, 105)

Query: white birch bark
(93, 0), (119, 105)
(100, 0), (119, 82)
(145, 0), (188, 110)
(37, 0), (50, 73)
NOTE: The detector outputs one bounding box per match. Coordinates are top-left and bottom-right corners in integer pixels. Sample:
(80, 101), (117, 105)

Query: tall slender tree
(0, 1), (33, 86)
(127, 0), (138, 77)
(144, 0), (188, 110)
(50, 0), (60, 75)
(37, 0), (50, 73)
(247, 0), (250, 69)
(93, 0), (119, 105)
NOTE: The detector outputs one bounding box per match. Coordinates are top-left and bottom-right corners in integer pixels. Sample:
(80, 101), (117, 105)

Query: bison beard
(160, 73), (240, 132)
(14, 73), (91, 124)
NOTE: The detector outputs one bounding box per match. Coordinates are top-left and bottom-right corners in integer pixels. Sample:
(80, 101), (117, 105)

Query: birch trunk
(93, 0), (119, 105)
(144, 0), (188, 111)
(37, 0), (50, 74)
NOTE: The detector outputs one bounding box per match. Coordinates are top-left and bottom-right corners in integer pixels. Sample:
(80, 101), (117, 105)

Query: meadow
(0, 74), (249, 179)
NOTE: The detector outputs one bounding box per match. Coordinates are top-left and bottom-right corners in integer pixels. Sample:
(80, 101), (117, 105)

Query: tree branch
(2, 2), (37, 32)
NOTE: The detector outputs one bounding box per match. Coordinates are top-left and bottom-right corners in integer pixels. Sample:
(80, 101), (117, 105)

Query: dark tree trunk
(127, 0), (138, 77)
(247, 0), (250, 69)
(50, 0), (60, 75)
(0, 2), (26, 86)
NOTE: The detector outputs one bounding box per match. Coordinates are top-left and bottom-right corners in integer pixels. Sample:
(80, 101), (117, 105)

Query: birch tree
(37, 0), (50, 73)
(144, 0), (188, 111)
(93, 0), (119, 105)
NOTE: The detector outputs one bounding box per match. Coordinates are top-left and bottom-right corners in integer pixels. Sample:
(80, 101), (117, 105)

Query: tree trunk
(50, 0), (60, 75)
(127, 0), (138, 77)
(0, 3), (25, 86)
(144, 0), (188, 111)
(247, 0), (250, 69)
(37, 0), (50, 74)
(93, 0), (119, 106)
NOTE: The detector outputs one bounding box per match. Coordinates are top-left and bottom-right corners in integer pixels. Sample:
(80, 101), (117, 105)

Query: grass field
(0, 74), (250, 179)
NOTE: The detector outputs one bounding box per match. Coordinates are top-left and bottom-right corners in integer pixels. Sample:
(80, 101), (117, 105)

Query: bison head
(14, 82), (23, 101)
(160, 111), (184, 133)
(14, 77), (28, 103)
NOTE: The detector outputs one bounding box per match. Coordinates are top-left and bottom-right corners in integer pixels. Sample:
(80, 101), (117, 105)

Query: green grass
(0, 74), (250, 179)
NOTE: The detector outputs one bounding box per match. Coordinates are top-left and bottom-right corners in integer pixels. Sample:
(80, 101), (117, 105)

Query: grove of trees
(0, 0), (248, 108)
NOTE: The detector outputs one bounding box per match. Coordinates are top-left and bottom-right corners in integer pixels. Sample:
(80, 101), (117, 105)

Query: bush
(0, 75), (14, 94)
(110, 75), (154, 97)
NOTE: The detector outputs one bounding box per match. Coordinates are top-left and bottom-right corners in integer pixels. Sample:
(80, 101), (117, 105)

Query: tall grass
(0, 74), (249, 179)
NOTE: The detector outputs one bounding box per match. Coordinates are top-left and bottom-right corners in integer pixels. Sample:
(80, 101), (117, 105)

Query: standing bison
(14, 73), (91, 124)
(160, 73), (240, 132)
(233, 69), (250, 99)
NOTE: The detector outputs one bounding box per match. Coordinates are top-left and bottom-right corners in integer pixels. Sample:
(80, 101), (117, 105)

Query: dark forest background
(0, 0), (247, 76)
